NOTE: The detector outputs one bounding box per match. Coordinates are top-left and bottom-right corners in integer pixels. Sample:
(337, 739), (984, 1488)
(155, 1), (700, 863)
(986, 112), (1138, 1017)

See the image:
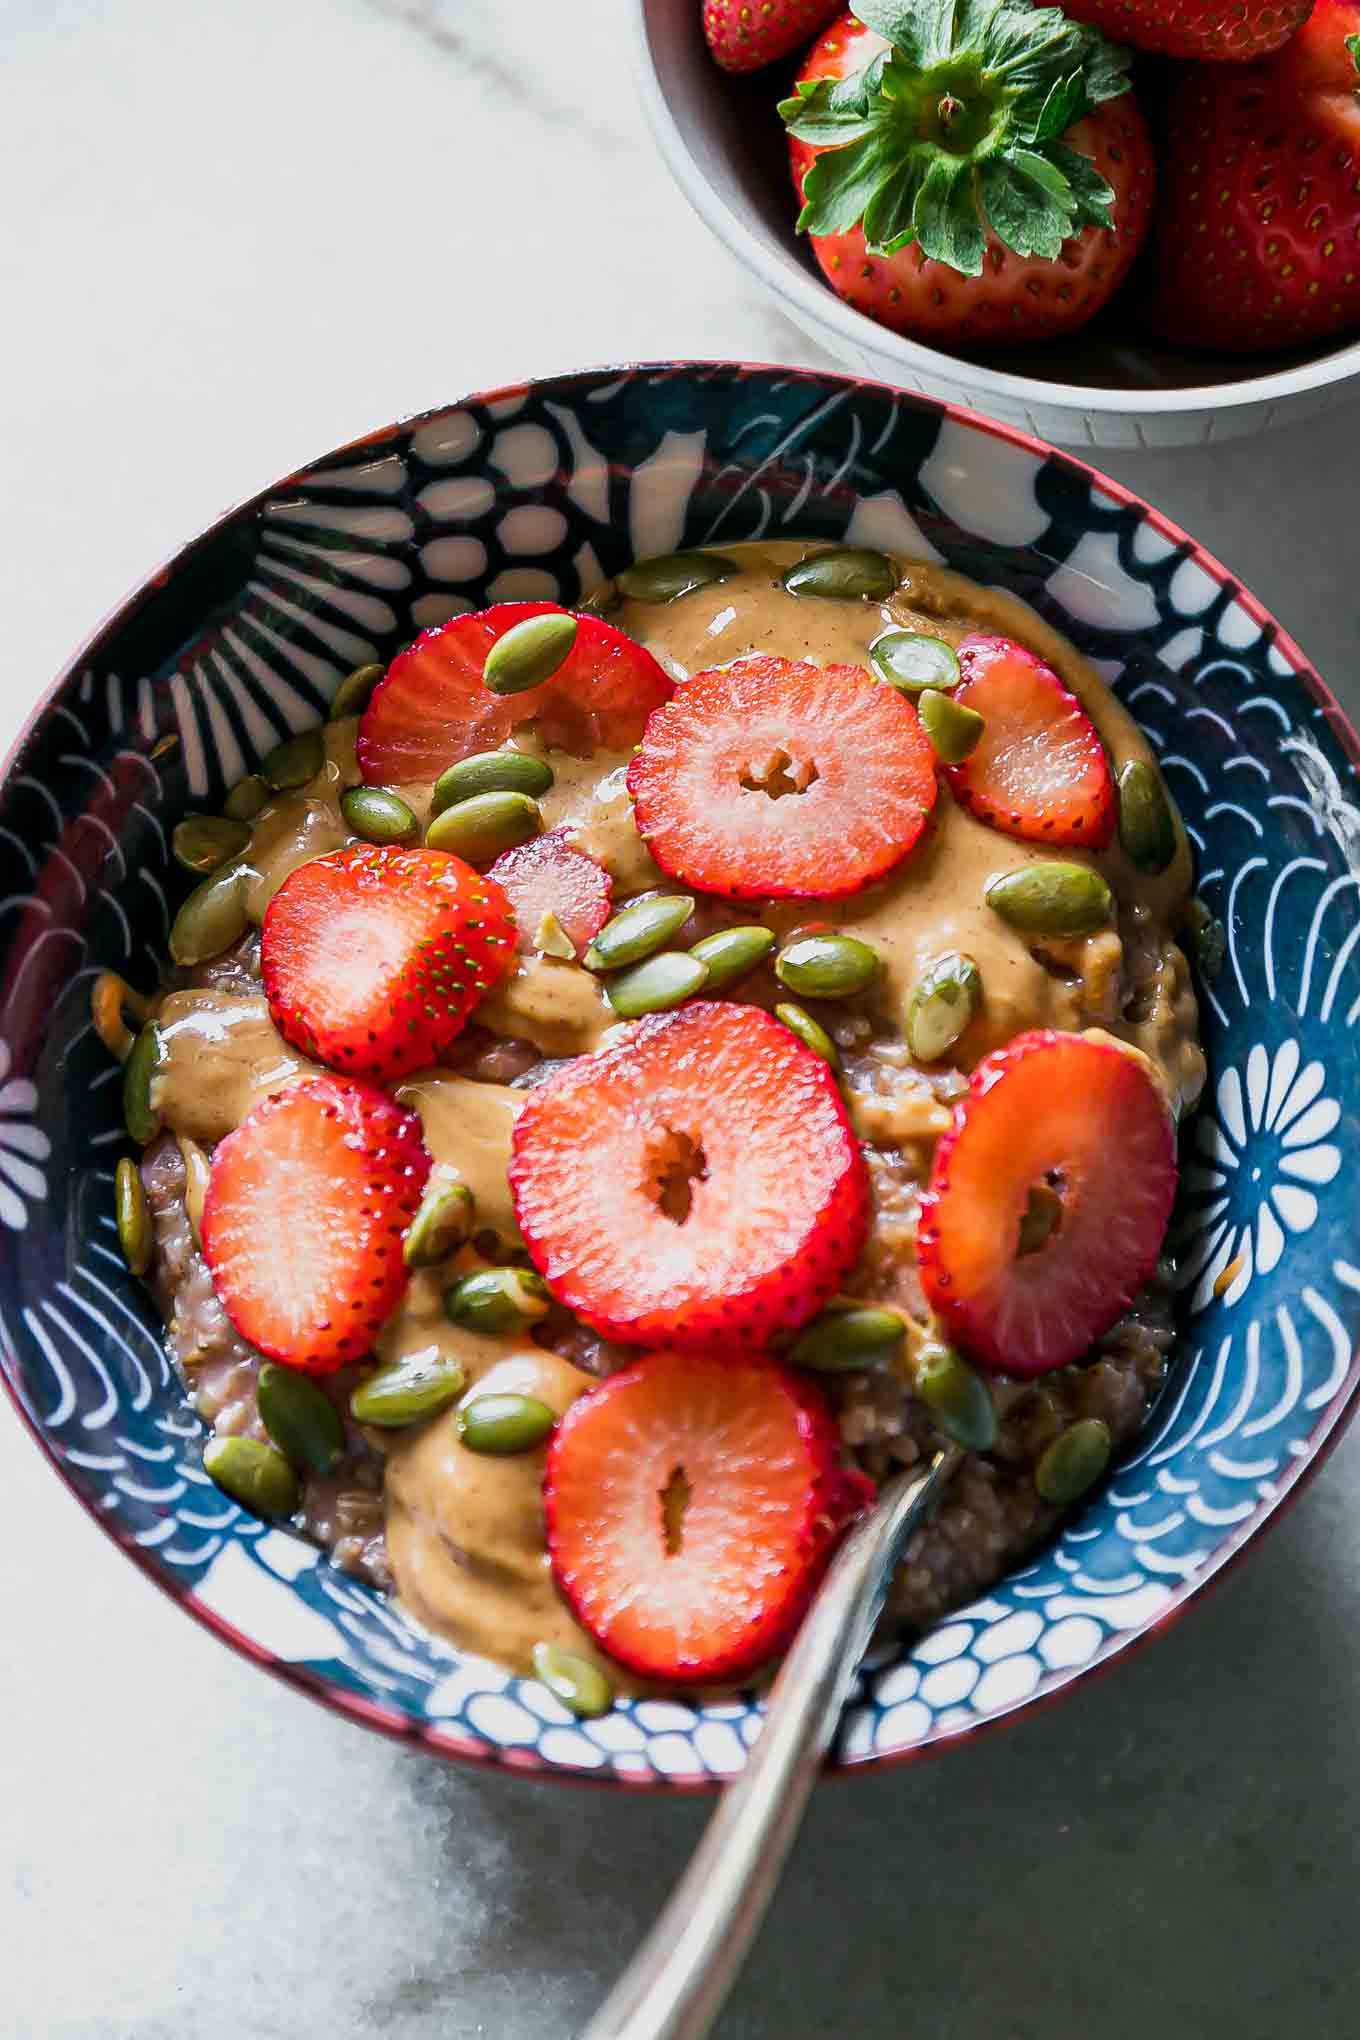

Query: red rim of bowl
(3, 359), (1359, 1793)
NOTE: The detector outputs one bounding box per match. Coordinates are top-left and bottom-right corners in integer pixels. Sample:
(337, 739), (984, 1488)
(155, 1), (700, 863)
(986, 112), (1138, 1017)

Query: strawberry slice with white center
(944, 634), (1116, 849)
(545, 1348), (873, 1682)
(487, 828), (612, 958)
(261, 844), (515, 1083)
(509, 1000), (870, 1348)
(626, 654), (937, 898)
(356, 603), (673, 784)
(201, 1076), (431, 1374)
(917, 1030), (1177, 1377)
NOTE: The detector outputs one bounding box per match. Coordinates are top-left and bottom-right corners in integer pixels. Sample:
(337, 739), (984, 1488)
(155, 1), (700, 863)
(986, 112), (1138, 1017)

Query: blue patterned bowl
(3, 363), (1358, 1788)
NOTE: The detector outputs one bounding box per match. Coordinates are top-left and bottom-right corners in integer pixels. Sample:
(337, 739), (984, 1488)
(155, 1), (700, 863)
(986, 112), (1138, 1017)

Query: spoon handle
(581, 1447), (960, 2040)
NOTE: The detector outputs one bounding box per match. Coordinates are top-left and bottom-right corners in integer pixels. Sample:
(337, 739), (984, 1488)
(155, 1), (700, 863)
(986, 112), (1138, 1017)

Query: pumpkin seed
(445, 1266), (551, 1335)
(1179, 896), (1226, 980)
(791, 1306), (906, 1372)
(774, 1001), (838, 1067)
(425, 790), (542, 862)
(870, 631), (961, 694)
(169, 866), (249, 967)
(576, 583), (621, 617)
(404, 1171), (475, 1268)
(775, 932), (879, 1000)
(330, 661), (384, 721)
(341, 785), (418, 845)
(222, 774), (270, 822)
(114, 1156), (153, 1276)
(483, 611), (578, 696)
(919, 687), (984, 764)
(781, 547), (897, 601)
(531, 1641), (613, 1718)
(351, 1351), (467, 1428)
(91, 971), (150, 1063)
(585, 894), (695, 971)
(606, 950), (708, 1018)
(173, 814), (251, 876)
(687, 924), (775, 990)
(203, 1435), (299, 1517)
(122, 1023), (165, 1145)
(616, 550), (738, 603)
(906, 952), (981, 1063)
(1117, 760), (1175, 873)
(261, 727), (324, 790)
(431, 749), (554, 814)
(457, 1392), (556, 1455)
(1035, 1418), (1112, 1505)
(916, 1342), (996, 1452)
(257, 1362), (345, 1475)
(985, 864), (1113, 936)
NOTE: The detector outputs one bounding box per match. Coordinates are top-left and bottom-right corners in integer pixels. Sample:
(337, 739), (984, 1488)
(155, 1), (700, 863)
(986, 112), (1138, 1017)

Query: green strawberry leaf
(1047, 141), (1116, 231)
(1346, 30), (1360, 73)
(861, 162), (926, 252)
(1023, 73), (1087, 146)
(798, 134), (902, 238)
(914, 157), (988, 275)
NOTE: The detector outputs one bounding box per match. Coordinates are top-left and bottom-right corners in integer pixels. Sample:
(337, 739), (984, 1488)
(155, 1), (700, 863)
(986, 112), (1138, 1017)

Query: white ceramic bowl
(631, 0), (1360, 448)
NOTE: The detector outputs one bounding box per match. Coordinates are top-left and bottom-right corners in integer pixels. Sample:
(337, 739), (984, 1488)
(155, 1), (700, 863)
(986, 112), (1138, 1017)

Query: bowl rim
(5, 358), (1360, 1792)
(629, 0), (1360, 422)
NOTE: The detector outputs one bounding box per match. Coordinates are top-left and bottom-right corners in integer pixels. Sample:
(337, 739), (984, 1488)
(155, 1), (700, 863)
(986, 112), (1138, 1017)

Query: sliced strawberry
(201, 1076), (431, 1374)
(944, 635), (1115, 849)
(261, 844), (515, 1083)
(545, 1348), (873, 1682)
(509, 1000), (869, 1348)
(917, 1030), (1176, 1378)
(627, 655), (936, 900)
(357, 603), (673, 783)
(487, 828), (612, 958)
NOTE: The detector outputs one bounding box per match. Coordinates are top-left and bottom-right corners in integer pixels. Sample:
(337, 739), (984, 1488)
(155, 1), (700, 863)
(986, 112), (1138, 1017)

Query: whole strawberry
(780, 5), (1154, 348)
(1147, 1), (1360, 352)
(704, 0), (843, 73)
(1063, 0), (1309, 61)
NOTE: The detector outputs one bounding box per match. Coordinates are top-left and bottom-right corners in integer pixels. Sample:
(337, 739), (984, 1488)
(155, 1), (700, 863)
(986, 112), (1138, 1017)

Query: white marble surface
(5, 2), (1360, 2036)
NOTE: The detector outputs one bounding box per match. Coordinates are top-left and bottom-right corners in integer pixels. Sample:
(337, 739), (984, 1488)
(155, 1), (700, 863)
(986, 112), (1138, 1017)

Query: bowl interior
(641, 0), (1360, 405)
(3, 362), (1359, 1786)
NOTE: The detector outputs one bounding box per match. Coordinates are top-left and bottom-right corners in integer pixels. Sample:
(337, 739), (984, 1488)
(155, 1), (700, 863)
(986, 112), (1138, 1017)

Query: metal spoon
(582, 1446), (962, 2040)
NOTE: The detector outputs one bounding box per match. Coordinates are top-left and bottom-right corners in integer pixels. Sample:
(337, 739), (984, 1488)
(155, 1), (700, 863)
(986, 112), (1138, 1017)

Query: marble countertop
(5, 2), (1360, 2036)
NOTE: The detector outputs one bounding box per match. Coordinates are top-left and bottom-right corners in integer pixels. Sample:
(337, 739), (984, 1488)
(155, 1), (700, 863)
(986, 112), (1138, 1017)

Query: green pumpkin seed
(1035, 1417), (1112, 1505)
(1179, 896), (1226, 980)
(870, 631), (961, 694)
(350, 1351), (467, 1428)
(425, 790), (543, 863)
(616, 550), (738, 604)
(261, 727), (324, 791)
(906, 952), (981, 1063)
(585, 894), (695, 971)
(203, 1435), (299, 1517)
(1117, 760), (1176, 874)
(256, 1362), (345, 1475)
(916, 1342), (996, 1453)
(122, 1023), (165, 1145)
(173, 814), (251, 877)
(114, 1156), (153, 1276)
(222, 774), (270, 822)
(919, 687), (984, 764)
(606, 950), (708, 1018)
(781, 547), (897, 602)
(774, 1001), (839, 1067)
(791, 1306), (906, 1372)
(985, 863), (1113, 937)
(341, 785), (418, 845)
(687, 924), (775, 990)
(169, 866), (250, 967)
(531, 1641), (613, 1718)
(482, 611), (579, 696)
(330, 661), (384, 721)
(775, 933), (879, 1001)
(445, 1266), (551, 1335)
(457, 1391), (556, 1455)
(404, 1171), (475, 1268)
(431, 749), (554, 814)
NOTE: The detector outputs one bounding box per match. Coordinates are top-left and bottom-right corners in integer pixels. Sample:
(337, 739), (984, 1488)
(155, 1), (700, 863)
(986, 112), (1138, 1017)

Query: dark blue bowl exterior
(2, 363), (1358, 1785)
